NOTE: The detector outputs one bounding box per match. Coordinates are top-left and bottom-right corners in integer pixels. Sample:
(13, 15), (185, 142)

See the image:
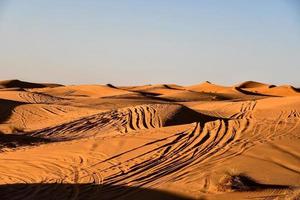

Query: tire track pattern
(231, 100), (256, 119)
(122, 105), (161, 133)
(95, 119), (246, 188)
(28, 104), (194, 140)
(18, 91), (64, 104)
(29, 110), (125, 140)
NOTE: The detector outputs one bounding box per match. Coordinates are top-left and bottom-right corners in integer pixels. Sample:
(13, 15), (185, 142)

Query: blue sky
(0, 0), (299, 86)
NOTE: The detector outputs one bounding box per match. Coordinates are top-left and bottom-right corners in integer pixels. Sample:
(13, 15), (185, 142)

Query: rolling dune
(0, 80), (300, 200)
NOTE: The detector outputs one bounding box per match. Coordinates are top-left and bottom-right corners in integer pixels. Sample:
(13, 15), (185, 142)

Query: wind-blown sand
(0, 79), (300, 200)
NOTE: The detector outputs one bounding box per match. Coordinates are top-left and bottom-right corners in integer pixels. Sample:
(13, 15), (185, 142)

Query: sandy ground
(0, 79), (300, 200)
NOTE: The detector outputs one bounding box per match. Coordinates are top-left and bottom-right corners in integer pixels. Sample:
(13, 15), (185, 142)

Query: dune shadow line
(0, 183), (194, 200)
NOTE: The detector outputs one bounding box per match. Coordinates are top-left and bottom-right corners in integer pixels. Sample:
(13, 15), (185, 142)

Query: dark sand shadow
(0, 133), (51, 150)
(0, 99), (25, 124)
(0, 183), (194, 200)
(217, 173), (291, 192)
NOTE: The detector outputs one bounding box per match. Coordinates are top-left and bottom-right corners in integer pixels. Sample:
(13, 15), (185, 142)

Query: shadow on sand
(0, 133), (51, 150)
(0, 99), (25, 124)
(0, 183), (194, 200)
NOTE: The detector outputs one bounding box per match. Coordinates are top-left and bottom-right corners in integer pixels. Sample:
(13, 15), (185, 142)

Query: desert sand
(0, 79), (300, 200)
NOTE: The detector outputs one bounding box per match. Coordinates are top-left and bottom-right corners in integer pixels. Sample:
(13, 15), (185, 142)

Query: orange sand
(0, 79), (299, 200)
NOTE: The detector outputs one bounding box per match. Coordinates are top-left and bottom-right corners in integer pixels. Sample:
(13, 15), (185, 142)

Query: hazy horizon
(1, 0), (300, 86)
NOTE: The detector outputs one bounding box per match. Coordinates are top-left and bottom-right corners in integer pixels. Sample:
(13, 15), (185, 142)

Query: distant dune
(0, 79), (63, 89)
(0, 80), (300, 200)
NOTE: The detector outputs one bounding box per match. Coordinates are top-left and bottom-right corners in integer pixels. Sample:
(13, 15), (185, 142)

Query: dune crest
(0, 79), (62, 89)
(236, 80), (272, 88)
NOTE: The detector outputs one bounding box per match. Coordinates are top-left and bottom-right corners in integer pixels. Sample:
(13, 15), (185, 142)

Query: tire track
(18, 91), (64, 104)
(96, 119), (244, 188)
(28, 103), (204, 140)
(230, 100), (257, 119)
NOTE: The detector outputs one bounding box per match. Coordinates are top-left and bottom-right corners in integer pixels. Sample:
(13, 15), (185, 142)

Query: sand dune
(236, 80), (273, 88)
(0, 90), (65, 104)
(187, 81), (231, 93)
(244, 85), (300, 97)
(30, 84), (134, 98)
(0, 80), (300, 200)
(0, 79), (62, 89)
(187, 81), (271, 101)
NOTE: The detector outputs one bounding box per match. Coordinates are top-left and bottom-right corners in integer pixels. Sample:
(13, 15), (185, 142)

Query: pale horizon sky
(0, 0), (300, 86)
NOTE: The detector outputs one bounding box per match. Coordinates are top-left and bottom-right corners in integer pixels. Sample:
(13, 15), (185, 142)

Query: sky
(0, 0), (299, 86)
